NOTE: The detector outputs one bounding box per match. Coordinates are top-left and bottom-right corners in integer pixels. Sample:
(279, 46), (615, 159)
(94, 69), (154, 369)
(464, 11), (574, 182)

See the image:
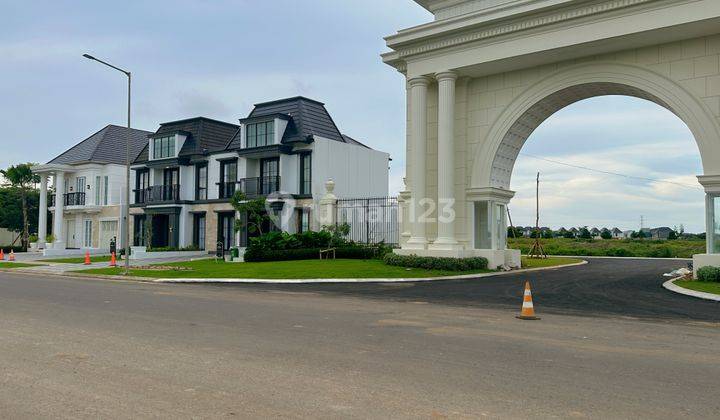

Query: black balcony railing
(218, 182), (237, 199)
(49, 192), (86, 206)
(134, 185), (180, 204)
(238, 176), (281, 197)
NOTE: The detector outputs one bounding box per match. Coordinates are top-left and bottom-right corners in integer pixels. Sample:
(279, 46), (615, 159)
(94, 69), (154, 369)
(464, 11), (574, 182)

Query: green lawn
(80, 258), (495, 279)
(509, 237), (704, 258)
(522, 256), (583, 268)
(39, 255), (112, 264)
(78, 255), (583, 280)
(674, 280), (720, 295)
(0, 262), (42, 268)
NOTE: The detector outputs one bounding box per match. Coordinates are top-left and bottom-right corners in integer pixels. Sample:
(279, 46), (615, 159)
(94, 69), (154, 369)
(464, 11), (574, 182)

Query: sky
(0, 0), (706, 232)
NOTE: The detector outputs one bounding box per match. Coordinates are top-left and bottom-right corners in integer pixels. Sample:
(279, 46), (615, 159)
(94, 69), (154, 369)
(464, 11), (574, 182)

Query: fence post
(318, 179), (338, 227)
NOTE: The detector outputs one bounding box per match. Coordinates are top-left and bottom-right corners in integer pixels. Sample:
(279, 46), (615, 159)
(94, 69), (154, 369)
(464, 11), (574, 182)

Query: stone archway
(472, 62), (720, 190)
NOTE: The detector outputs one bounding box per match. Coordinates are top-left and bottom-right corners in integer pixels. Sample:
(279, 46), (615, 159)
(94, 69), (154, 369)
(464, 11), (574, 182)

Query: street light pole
(83, 54), (132, 275)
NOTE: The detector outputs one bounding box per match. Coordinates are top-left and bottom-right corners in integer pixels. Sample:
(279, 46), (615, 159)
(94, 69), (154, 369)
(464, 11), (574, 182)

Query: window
(133, 215), (146, 246)
(219, 160), (237, 198)
(195, 164), (207, 200)
(95, 175), (102, 205)
(76, 177), (86, 193)
(103, 176), (109, 205)
(152, 135), (176, 159)
(246, 121), (274, 148)
(299, 153), (311, 195)
(193, 214), (206, 250)
(135, 169), (149, 203)
(260, 157), (279, 195)
(83, 220), (93, 248)
(297, 209), (310, 233)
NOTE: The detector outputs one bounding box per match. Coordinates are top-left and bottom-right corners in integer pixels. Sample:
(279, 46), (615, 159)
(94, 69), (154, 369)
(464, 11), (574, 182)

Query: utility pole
(528, 172), (547, 259)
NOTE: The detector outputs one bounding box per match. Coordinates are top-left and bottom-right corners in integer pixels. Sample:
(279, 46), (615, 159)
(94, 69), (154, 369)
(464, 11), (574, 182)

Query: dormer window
(152, 135), (176, 159)
(246, 121), (274, 148)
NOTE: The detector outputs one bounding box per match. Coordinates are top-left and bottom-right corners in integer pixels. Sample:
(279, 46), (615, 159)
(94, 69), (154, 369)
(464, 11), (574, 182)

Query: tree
(1, 163), (39, 250)
(578, 227), (592, 239)
(0, 187), (40, 234)
(507, 226), (522, 238)
(631, 230), (646, 239)
(600, 229), (612, 240)
(541, 229), (554, 239)
(668, 230), (678, 240)
(230, 191), (272, 238)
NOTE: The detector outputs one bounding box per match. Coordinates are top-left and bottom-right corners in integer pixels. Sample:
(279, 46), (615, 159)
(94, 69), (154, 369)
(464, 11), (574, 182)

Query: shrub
(697, 266), (720, 282)
(0, 246), (25, 253)
(244, 246), (383, 262)
(147, 245), (200, 252)
(383, 253), (488, 271)
(28, 234), (38, 243)
(605, 247), (632, 257)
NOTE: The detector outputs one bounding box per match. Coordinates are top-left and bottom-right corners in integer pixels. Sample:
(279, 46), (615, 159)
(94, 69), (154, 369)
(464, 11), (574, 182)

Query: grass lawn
(79, 258), (495, 279)
(509, 237), (704, 258)
(39, 255), (112, 264)
(0, 262), (42, 268)
(78, 255), (583, 280)
(674, 280), (720, 296)
(522, 256), (583, 268)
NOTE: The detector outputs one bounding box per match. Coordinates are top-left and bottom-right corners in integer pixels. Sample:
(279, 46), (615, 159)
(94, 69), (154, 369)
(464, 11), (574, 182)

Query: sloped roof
(49, 125), (153, 165)
(134, 117), (239, 163)
(341, 134), (371, 149)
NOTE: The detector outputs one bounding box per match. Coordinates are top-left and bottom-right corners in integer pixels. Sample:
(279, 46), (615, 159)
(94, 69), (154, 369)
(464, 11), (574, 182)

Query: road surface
(1, 259), (718, 418)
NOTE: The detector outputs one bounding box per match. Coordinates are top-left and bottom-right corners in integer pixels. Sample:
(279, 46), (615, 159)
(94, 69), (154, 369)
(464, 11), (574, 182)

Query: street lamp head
(82, 53), (96, 60)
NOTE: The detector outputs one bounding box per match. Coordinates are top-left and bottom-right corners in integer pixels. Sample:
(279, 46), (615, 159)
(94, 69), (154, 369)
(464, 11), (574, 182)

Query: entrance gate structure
(383, 0), (720, 271)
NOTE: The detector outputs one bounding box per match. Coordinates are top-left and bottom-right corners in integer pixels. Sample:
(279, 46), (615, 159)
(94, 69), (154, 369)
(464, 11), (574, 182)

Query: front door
(218, 213), (235, 252)
(65, 219), (77, 248)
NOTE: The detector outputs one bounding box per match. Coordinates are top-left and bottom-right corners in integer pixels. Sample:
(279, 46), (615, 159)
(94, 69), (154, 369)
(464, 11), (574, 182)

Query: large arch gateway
(383, 0), (720, 271)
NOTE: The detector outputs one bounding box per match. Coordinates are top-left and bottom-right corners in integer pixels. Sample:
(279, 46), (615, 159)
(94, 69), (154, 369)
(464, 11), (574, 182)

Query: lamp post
(83, 54), (132, 274)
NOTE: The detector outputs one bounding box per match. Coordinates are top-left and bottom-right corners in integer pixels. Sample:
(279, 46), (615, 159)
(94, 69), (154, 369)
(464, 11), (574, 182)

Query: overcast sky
(1, 0), (705, 232)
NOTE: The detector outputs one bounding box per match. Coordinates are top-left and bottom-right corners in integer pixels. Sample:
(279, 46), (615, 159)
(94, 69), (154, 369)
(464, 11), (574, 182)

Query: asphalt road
(1, 259), (719, 418)
(217, 257), (720, 321)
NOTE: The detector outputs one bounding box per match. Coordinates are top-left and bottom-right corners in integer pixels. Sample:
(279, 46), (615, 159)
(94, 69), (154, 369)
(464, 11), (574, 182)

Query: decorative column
(431, 71), (460, 250)
(405, 76), (431, 249)
(52, 171), (65, 249)
(319, 179), (338, 227)
(38, 175), (48, 248)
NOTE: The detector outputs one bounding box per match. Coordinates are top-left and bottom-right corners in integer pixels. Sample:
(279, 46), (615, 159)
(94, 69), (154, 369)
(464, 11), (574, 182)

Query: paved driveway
(215, 258), (719, 322)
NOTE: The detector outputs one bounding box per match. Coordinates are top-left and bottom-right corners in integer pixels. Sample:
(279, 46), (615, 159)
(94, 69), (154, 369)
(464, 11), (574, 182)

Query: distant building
(612, 227), (623, 239)
(649, 227), (674, 240)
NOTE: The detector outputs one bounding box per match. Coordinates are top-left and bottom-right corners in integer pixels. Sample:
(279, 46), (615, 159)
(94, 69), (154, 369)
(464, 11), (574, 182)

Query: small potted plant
(28, 234), (39, 251)
(45, 234), (55, 249)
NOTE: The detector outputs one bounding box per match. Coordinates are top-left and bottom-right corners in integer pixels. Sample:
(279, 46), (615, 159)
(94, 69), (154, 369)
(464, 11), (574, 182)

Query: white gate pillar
(52, 171), (66, 249)
(38, 175), (48, 248)
(431, 71), (460, 250)
(406, 76), (431, 249)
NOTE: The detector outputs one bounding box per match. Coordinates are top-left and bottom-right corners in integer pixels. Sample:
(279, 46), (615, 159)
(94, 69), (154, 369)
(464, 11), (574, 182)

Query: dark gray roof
(228, 96), (345, 149)
(341, 134), (371, 149)
(135, 117), (239, 163)
(49, 125), (153, 165)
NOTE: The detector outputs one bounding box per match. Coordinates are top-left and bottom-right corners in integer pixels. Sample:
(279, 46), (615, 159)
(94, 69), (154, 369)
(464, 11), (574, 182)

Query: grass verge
(0, 262), (42, 268)
(521, 256), (583, 268)
(673, 280), (720, 296)
(509, 237), (704, 258)
(77, 258), (495, 279)
(40, 255), (112, 264)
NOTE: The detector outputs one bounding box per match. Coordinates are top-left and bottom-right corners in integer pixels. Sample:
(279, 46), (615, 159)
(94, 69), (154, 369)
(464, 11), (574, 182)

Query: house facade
(33, 125), (152, 254)
(129, 96), (389, 253)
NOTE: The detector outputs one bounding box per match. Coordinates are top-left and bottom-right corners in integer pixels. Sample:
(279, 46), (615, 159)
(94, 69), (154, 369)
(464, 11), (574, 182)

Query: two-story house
(33, 125), (153, 255)
(130, 96), (389, 253)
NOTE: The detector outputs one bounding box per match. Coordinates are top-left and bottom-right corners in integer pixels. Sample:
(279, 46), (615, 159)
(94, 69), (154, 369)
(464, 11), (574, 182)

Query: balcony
(50, 192), (86, 207)
(134, 185), (180, 204)
(238, 176), (281, 197)
(218, 182), (236, 199)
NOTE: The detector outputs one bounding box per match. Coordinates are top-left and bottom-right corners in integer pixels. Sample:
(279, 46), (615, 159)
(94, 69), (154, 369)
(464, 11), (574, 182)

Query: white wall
(311, 136), (390, 199)
(280, 153), (300, 195)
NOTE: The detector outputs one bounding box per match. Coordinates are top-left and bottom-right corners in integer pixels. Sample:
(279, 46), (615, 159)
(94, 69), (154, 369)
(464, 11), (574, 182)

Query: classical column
(405, 76), (431, 249)
(53, 172), (65, 248)
(431, 71), (460, 250)
(38, 175), (48, 248)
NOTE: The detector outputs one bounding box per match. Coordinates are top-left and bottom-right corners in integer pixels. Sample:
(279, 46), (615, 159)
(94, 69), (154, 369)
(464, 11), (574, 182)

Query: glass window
(245, 121), (274, 148)
(153, 136), (176, 159)
(84, 220), (92, 248)
(95, 175), (102, 205)
(103, 176), (109, 205)
(300, 153), (311, 195)
(713, 195), (720, 254)
(196, 164), (207, 200)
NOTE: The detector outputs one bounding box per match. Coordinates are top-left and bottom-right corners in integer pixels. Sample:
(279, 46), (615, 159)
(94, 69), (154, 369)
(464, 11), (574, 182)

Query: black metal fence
(336, 197), (399, 245)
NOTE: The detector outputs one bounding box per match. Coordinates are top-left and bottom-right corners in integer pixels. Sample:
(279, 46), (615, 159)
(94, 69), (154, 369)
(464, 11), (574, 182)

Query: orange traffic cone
(8, 250), (15, 262)
(516, 281), (540, 320)
(0, 249), (4, 260)
(109, 252), (117, 267)
(84, 251), (91, 265)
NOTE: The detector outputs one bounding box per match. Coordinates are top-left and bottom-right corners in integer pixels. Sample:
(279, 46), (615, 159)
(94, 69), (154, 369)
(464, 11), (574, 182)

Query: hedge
(0, 246), (25, 253)
(243, 246), (382, 262)
(697, 266), (720, 282)
(383, 253), (488, 271)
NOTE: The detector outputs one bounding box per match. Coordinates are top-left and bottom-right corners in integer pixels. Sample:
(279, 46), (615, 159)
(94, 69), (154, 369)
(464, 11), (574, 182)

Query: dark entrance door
(218, 213), (235, 252)
(151, 214), (169, 248)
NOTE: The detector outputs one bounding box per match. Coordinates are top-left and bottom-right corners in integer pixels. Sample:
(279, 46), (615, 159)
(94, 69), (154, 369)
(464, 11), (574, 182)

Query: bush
(605, 247), (632, 257)
(147, 245), (200, 252)
(383, 253), (488, 271)
(0, 245), (25, 253)
(697, 266), (720, 282)
(244, 246), (385, 262)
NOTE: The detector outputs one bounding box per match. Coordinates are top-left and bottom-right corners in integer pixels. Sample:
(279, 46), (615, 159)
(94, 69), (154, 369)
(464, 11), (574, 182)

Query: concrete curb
(663, 277), (720, 302)
(151, 260), (588, 284)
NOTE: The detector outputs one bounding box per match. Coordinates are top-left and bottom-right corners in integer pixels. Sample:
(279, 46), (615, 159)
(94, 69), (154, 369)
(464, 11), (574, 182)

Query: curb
(663, 277), (720, 302)
(151, 260), (588, 284)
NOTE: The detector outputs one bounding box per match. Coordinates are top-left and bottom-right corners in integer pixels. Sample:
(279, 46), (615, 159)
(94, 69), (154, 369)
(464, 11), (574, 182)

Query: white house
(33, 125), (152, 255)
(129, 96), (389, 253)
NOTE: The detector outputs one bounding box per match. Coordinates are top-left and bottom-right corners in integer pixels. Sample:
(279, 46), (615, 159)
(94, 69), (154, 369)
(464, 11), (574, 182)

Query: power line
(518, 152), (703, 191)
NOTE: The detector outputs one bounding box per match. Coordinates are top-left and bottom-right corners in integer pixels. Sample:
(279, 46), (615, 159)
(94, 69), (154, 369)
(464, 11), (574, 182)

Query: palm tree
(1, 163), (39, 250)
